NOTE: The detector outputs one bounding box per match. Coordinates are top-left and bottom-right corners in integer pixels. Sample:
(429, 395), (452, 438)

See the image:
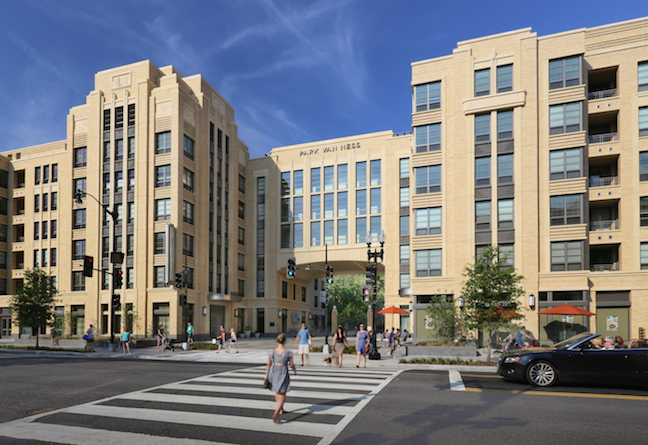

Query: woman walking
(216, 326), (226, 353)
(355, 323), (368, 368)
(332, 325), (349, 368)
(156, 324), (165, 352)
(265, 333), (297, 424)
(226, 327), (239, 353)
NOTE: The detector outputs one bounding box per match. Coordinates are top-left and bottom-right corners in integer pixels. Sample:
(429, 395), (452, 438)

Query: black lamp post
(366, 230), (385, 360)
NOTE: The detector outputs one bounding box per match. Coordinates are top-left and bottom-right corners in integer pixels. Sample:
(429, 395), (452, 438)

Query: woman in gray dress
(264, 333), (297, 424)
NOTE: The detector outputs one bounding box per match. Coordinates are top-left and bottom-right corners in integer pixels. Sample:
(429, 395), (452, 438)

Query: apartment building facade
(2, 17), (648, 343)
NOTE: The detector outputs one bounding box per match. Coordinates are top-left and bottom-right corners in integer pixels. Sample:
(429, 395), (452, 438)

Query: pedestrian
(355, 323), (368, 368)
(156, 324), (166, 352)
(187, 322), (194, 344)
(121, 329), (131, 354)
(389, 328), (396, 357)
(84, 324), (94, 351)
(400, 329), (409, 345)
(265, 333), (297, 424)
(332, 325), (349, 368)
(367, 330), (373, 354)
(395, 328), (401, 347)
(226, 327), (239, 353)
(216, 326), (226, 353)
(294, 322), (312, 366)
(382, 330), (388, 343)
(50, 326), (57, 347)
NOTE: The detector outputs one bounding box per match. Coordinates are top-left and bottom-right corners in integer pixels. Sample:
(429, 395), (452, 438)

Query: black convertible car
(498, 332), (648, 387)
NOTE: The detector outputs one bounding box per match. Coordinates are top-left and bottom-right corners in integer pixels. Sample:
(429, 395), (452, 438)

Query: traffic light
(326, 265), (333, 284)
(83, 256), (93, 277)
(175, 272), (183, 288)
(111, 294), (120, 310)
(363, 288), (371, 302)
(113, 268), (123, 289)
(287, 258), (296, 279)
(179, 294), (187, 307)
(366, 263), (377, 287)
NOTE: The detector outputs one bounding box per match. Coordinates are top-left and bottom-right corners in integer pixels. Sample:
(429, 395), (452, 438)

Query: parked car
(498, 332), (648, 387)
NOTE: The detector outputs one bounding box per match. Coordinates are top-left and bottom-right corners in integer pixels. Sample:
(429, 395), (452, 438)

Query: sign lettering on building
(299, 142), (361, 156)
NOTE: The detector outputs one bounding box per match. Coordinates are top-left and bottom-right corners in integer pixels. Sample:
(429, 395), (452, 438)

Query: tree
(460, 245), (525, 362)
(425, 295), (458, 343)
(327, 274), (384, 332)
(9, 268), (59, 348)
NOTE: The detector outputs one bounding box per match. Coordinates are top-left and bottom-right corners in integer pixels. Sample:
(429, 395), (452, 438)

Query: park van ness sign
(299, 142), (361, 156)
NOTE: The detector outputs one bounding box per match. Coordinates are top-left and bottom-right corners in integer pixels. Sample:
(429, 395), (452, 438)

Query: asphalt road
(1, 355), (647, 444)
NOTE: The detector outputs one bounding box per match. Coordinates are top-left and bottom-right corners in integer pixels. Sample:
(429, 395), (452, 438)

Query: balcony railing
(588, 132), (617, 144)
(589, 176), (618, 187)
(588, 88), (617, 100)
(591, 262), (619, 272)
(590, 220), (619, 231)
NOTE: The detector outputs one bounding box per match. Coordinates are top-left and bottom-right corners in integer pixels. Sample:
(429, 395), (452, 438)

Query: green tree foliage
(9, 268), (59, 348)
(327, 274), (384, 332)
(425, 295), (458, 343)
(460, 245), (525, 362)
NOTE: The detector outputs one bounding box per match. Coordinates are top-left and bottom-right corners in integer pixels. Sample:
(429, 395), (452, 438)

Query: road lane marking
(449, 370), (466, 391)
(117, 392), (353, 416)
(460, 373), (502, 379)
(316, 369), (405, 445)
(464, 387), (648, 401)
(192, 376), (378, 392)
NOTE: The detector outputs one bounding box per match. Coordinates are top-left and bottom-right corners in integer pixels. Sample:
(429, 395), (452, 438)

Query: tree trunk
(34, 327), (39, 348)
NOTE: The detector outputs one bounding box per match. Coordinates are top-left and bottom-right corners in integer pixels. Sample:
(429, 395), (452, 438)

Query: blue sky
(1, 1), (647, 159)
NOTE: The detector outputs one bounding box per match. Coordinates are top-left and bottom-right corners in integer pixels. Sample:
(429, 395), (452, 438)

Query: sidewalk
(0, 336), (500, 372)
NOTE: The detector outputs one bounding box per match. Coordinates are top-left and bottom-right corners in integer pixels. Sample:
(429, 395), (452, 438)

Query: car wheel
(526, 360), (557, 387)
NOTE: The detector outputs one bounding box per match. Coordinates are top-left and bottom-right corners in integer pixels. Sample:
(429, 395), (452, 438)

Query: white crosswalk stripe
(0, 365), (403, 445)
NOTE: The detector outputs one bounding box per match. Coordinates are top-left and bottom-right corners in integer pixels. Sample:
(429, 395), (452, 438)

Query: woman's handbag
(263, 378), (272, 390)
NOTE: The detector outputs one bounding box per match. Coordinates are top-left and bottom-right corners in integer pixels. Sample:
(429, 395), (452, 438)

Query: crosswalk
(0, 365), (402, 445)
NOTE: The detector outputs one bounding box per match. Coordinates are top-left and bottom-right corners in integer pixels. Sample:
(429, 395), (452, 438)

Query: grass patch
(399, 357), (496, 366)
(415, 341), (467, 346)
(0, 345), (92, 353)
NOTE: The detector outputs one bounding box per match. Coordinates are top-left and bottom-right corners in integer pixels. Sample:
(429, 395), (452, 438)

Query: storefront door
(596, 307), (629, 341)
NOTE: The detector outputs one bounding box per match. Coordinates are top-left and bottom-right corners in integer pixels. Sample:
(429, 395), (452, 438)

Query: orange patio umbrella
(377, 306), (410, 331)
(538, 304), (595, 316)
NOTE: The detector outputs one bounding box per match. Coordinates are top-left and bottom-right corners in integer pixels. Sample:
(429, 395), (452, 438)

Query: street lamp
(366, 229), (385, 360)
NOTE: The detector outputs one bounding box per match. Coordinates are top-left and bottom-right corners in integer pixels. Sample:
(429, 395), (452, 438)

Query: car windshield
(554, 332), (595, 349)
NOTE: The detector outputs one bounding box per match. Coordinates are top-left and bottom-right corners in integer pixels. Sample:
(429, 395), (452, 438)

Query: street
(1, 354), (647, 444)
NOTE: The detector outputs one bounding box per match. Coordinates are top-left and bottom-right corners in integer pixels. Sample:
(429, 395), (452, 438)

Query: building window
(311, 167), (323, 193)
(51, 192), (57, 210)
(475, 201), (491, 230)
(370, 188), (381, 214)
(115, 171), (123, 193)
(115, 139), (123, 161)
(238, 200), (245, 219)
(551, 241), (583, 271)
(294, 196), (303, 221)
(156, 132), (171, 154)
(400, 215), (410, 236)
(293, 170), (303, 195)
(639, 61), (648, 92)
(281, 225), (290, 249)
(324, 166), (335, 191)
(127, 202), (135, 223)
(337, 192), (347, 217)
(282, 281), (288, 299)
(475, 157), (490, 186)
(73, 209), (86, 229)
(73, 240), (86, 260)
(42, 193), (48, 212)
(415, 249), (442, 276)
(550, 102), (582, 134)
(496, 64), (513, 93)
(497, 154), (513, 184)
(281, 172), (291, 195)
(641, 242), (648, 269)
(155, 198), (171, 221)
(415, 123), (441, 153)
(156, 165), (171, 187)
(183, 200), (194, 224)
(324, 194), (334, 218)
(128, 169), (135, 191)
(400, 158), (410, 179)
(640, 107), (648, 137)
(127, 267), (134, 289)
(103, 141), (111, 163)
(183, 234), (194, 257)
(35, 166), (41, 185)
(640, 197), (648, 227)
(475, 68), (490, 96)
(550, 195), (582, 226)
(400, 187), (410, 207)
(239, 174), (245, 194)
(128, 137), (135, 159)
(74, 147), (87, 168)
(415, 207), (441, 235)
(115, 106), (123, 128)
(337, 219), (347, 245)
(498, 199), (514, 228)
(34, 194), (40, 212)
(42, 221), (48, 240)
(499, 244), (514, 268)
(103, 173), (110, 194)
(400, 245), (410, 265)
(370, 160), (381, 186)
(324, 220), (334, 245)
(294, 223), (303, 247)
(74, 178), (87, 196)
(238, 227), (245, 245)
(356, 162), (367, 188)
(51, 164), (58, 182)
(415, 81), (441, 111)
(370, 216), (381, 241)
(72, 271), (85, 291)
(356, 217), (366, 243)
(154, 266), (166, 288)
(154, 232), (165, 254)
(34, 222), (39, 240)
(309, 194), (319, 219)
(127, 235), (134, 256)
(311, 221), (321, 246)
(337, 164), (348, 190)
(51, 248), (56, 266)
(414, 165), (441, 194)
(551, 148), (582, 180)
(497, 110), (513, 140)
(475, 113), (490, 142)
(128, 104), (135, 126)
(183, 135), (194, 160)
(183, 168), (194, 192)
(549, 55), (582, 89)
(281, 198), (290, 222)
(51, 220), (57, 238)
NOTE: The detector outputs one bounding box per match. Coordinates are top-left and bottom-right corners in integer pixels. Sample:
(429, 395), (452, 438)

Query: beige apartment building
(2, 17), (648, 344)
